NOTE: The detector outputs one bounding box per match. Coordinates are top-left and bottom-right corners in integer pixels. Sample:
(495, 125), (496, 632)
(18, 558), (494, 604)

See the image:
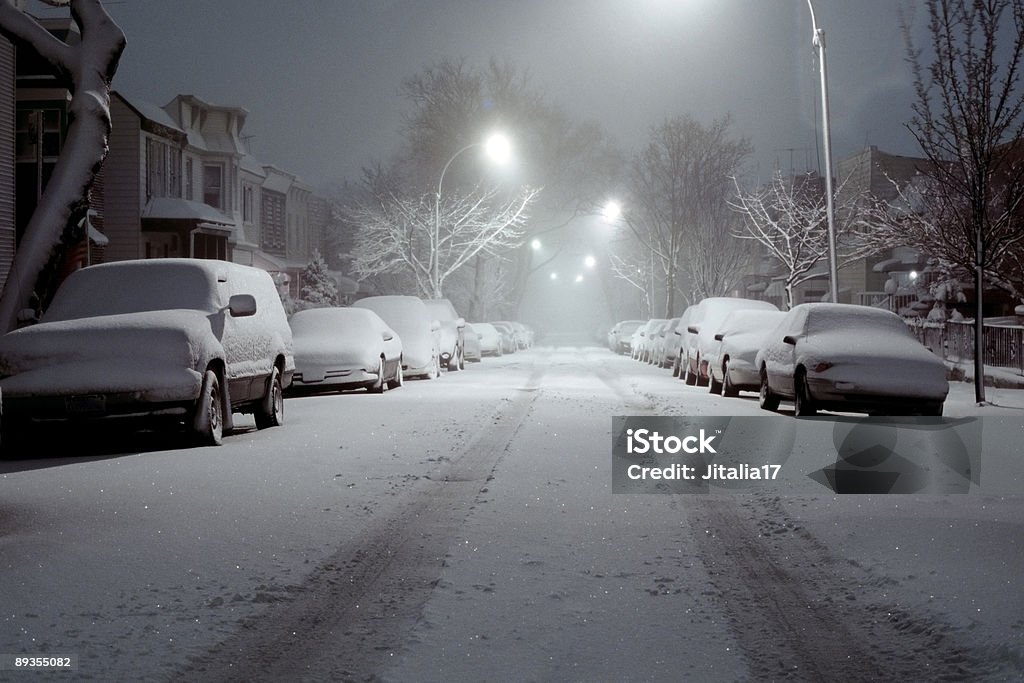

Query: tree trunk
(0, 1), (126, 333)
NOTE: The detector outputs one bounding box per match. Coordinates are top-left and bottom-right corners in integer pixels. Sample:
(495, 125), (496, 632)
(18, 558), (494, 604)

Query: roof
(142, 197), (233, 225)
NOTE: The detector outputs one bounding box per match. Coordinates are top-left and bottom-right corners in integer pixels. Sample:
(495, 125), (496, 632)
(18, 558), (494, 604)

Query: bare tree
(345, 176), (539, 299)
(900, 0), (1024, 403)
(730, 171), (884, 308)
(0, 0), (125, 332)
(624, 114), (753, 316)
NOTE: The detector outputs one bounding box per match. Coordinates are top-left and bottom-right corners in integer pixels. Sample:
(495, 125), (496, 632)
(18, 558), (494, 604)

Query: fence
(909, 319), (1024, 376)
(856, 291), (917, 313)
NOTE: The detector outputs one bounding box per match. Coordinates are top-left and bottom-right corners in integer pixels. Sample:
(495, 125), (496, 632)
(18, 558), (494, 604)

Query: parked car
(669, 306), (695, 376)
(463, 323), (483, 363)
(680, 297), (779, 386)
(608, 320), (644, 355)
(633, 318), (668, 362)
(649, 317), (679, 367)
(289, 307), (403, 393)
(471, 322), (503, 357)
(755, 303), (949, 416)
(489, 321), (516, 352)
(705, 309), (787, 396)
(423, 298), (466, 371)
(353, 295), (441, 379)
(0, 259), (293, 447)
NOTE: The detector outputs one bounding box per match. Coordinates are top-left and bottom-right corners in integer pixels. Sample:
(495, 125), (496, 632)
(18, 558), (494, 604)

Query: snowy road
(0, 347), (1022, 681)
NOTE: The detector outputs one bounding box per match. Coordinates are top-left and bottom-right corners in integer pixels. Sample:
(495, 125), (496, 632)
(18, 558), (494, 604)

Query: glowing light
(602, 200), (622, 222)
(584, 255), (596, 269)
(485, 132), (512, 165)
(531, 238), (541, 250)
(550, 272), (558, 281)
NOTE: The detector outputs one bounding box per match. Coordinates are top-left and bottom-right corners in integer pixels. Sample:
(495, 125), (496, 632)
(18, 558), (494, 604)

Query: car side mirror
(783, 335), (797, 346)
(431, 319), (441, 332)
(456, 317), (465, 328)
(687, 325), (699, 334)
(382, 331), (394, 342)
(714, 333), (724, 341)
(228, 294), (257, 317)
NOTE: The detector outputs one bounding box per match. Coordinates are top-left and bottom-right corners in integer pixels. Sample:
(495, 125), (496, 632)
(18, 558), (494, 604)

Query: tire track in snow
(689, 495), (988, 681)
(176, 356), (548, 682)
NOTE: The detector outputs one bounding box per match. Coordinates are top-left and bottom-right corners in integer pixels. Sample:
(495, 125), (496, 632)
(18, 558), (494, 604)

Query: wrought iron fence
(908, 319), (1024, 376)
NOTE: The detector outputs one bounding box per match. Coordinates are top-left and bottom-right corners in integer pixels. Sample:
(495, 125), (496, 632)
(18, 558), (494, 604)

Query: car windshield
(43, 263), (220, 322)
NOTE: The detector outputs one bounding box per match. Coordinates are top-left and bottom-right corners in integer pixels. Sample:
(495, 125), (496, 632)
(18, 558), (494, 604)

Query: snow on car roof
(44, 259), (228, 322)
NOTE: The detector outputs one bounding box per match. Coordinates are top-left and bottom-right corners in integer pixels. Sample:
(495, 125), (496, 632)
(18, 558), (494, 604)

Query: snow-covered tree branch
(0, 0), (126, 332)
(346, 183), (540, 299)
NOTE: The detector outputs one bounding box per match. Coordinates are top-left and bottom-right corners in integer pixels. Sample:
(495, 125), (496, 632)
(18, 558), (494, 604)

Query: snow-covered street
(1, 346), (1022, 681)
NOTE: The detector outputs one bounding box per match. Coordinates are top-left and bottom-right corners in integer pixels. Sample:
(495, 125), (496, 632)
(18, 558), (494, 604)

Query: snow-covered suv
(423, 298), (466, 371)
(0, 259), (294, 447)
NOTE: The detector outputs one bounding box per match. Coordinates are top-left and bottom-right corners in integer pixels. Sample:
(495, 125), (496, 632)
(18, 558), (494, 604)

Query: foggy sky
(97, 0), (922, 191)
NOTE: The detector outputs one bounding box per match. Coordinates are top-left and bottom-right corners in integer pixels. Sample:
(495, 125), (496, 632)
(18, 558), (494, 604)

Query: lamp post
(434, 132), (512, 295)
(806, 0), (839, 303)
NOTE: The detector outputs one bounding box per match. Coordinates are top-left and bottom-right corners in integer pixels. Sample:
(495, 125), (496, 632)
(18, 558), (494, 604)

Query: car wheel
(672, 354), (681, 378)
(794, 369), (817, 417)
(448, 349), (461, 372)
(759, 368), (780, 412)
(430, 353), (441, 379)
(684, 358), (697, 386)
(388, 360), (404, 390)
(708, 369), (722, 394)
(722, 361), (739, 398)
(193, 369), (224, 445)
(255, 365), (285, 428)
(368, 358), (387, 393)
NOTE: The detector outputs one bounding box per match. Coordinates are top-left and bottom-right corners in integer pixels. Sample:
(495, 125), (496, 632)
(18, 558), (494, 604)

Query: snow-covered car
(680, 297), (779, 386)
(353, 295), (441, 379)
(668, 306), (695, 375)
(0, 259), (294, 447)
(633, 318), (668, 362)
(608, 319), (644, 354)
(755, 303), (949, 416)
(423, 298), (466, 371)
(705, 309), (786, 396)
(490, 321), (518, 353)
(471, 322), (503, 357)
(463, 323), (482, 363)
(649, 317), (679, 366)
(289, 307), (403, 393)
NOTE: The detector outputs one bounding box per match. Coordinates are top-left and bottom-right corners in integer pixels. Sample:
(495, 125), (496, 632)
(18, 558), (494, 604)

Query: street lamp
(434, 132), (513, 293)
(584, 254), (596, 269)
(806, 0), (839, 303)
(531, 238), (542, 250)
(602, 200), (622, 223)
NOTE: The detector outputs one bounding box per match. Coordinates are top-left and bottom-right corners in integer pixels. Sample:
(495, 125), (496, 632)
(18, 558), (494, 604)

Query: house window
(261, 190), (286, 253)
(168, 147), (181, 197)
(203, 164), (223, 209)
(145, 138), (167, 199)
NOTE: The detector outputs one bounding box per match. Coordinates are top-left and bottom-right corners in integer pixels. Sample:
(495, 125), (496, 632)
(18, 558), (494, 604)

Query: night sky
(92, 0), (923, 191)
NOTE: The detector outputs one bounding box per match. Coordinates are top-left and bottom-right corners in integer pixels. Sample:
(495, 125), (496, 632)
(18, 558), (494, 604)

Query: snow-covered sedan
(755, 303), (949, 416)
(423, 298), (466, 371)
(0, 259), (293, 447)
(705, 309), (786, 396)
(289, 307), (403, 393)
(463, 323), (482, 363)
(681, 297), (779, 386)
(470, 322), (503, 357)
(353, 295), (441, 379)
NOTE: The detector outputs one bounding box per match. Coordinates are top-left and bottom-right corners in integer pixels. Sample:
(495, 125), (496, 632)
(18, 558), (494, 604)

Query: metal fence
(909, 319), (1024, 376)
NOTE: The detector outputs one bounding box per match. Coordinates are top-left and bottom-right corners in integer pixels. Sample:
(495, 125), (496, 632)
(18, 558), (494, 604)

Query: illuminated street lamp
(531, 238), (542, 250)
(574, 274), (584, 283)
(602, 200), (622, 223)
(435, 132), (513, 292)
(584, 254), (596, 269)
(550, 272), (558, 281)
(806, 0), (839, 303)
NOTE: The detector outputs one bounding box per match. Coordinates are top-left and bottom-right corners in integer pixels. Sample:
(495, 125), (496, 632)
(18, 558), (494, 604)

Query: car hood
(0, 310), (217, 377)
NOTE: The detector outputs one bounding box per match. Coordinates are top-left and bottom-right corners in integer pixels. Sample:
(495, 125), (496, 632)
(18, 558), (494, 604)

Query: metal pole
(807, 0), (839, 303)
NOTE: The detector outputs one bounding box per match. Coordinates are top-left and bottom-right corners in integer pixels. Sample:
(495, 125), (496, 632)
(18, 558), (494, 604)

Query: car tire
(794, 369), (817, 417)
(708, 369), (722, 394)
(684, 358), (697, 386)
(430, 353), (441, 379)
(672, 354), (681, 378)
(722, 361), (739, 398)
(759, 368), (780, 412)
(388, 360), (404, 390)
(193, 369), (224, 446)
(368, 358), (387, 393)
(255, 365), (285, 428)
